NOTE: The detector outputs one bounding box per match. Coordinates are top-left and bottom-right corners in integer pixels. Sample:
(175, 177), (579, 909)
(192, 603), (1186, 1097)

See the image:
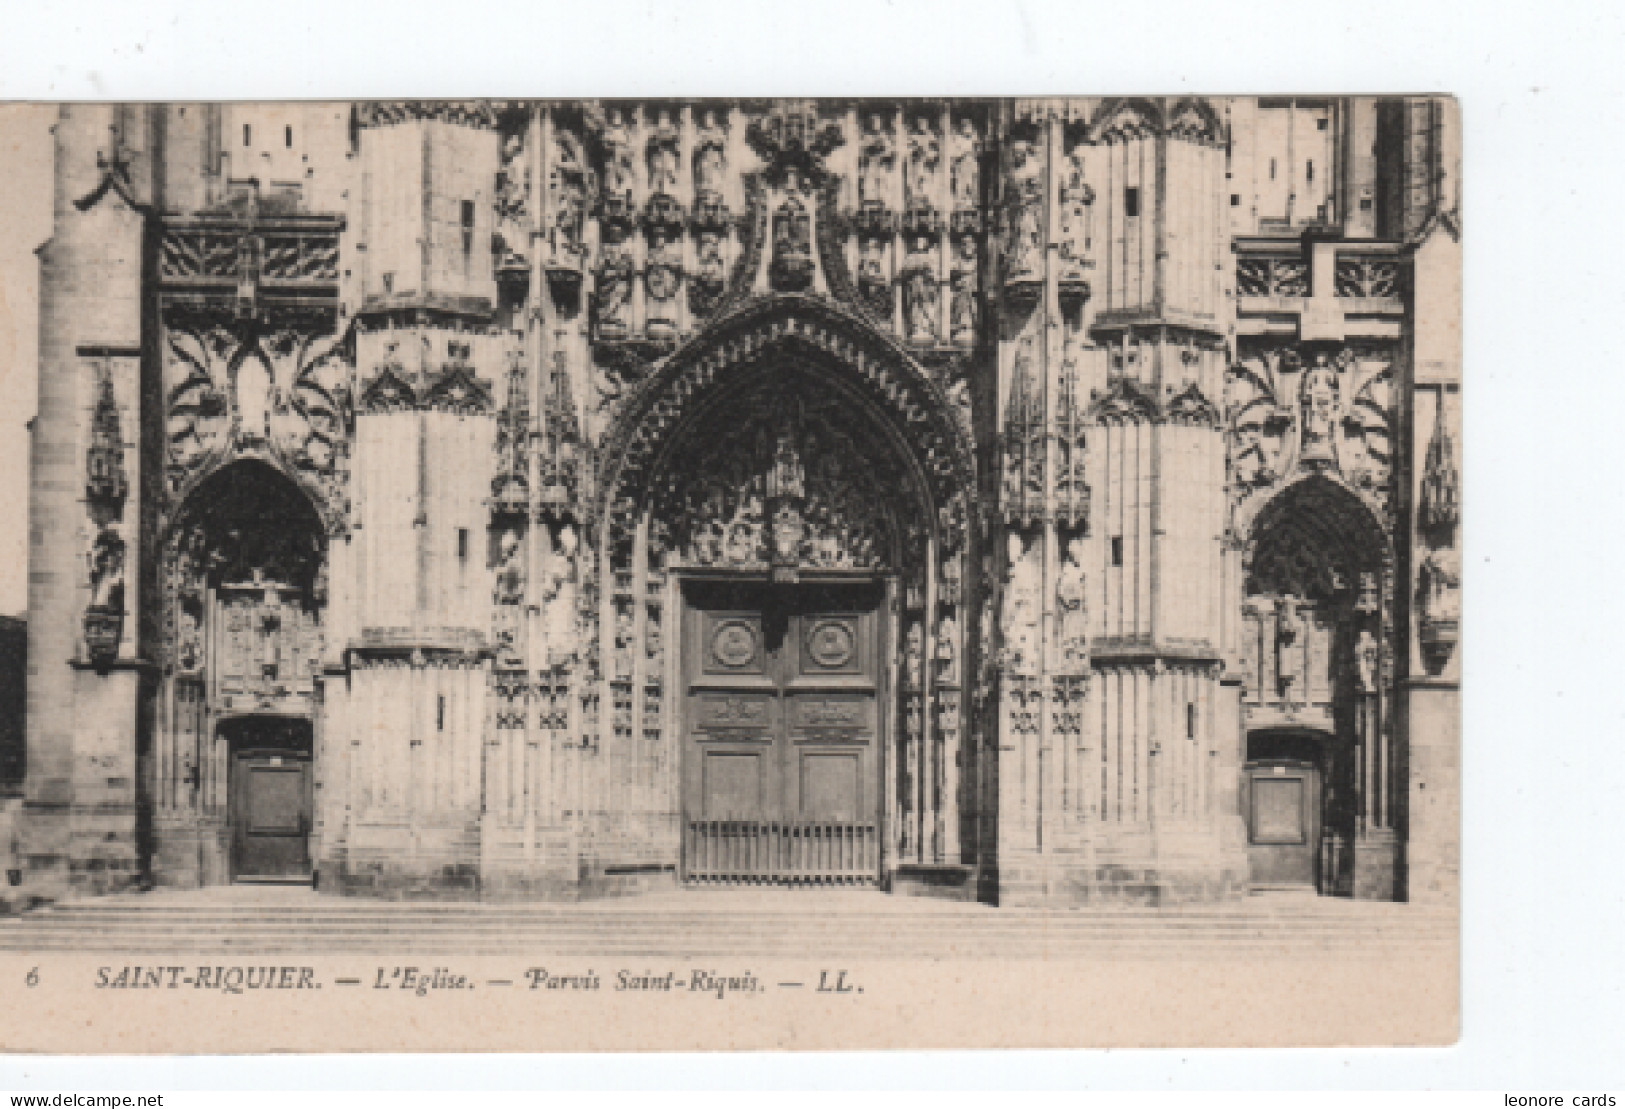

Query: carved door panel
(230, 746), (313, 881)
(1243, 760), (1322, 891)
(682, 580), (884, 885)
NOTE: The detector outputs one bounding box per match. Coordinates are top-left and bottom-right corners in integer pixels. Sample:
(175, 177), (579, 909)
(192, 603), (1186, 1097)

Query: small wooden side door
(231, 749), (313, 880)
(1243, 760), (1322, 891)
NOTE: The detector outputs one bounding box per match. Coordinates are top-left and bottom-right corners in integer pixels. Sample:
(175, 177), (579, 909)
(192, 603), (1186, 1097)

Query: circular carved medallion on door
(806, 619), (856, 668)
(711, 620), (760, 669)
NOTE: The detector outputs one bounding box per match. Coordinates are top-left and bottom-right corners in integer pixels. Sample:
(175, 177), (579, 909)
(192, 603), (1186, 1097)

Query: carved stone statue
(768, 424), (805, 501)
(1299, 354), (1339, 463)
(595, 239), (634, 337)
(1356, 626), (1381, 694)
(493, 527), (525, 605)
(950, 234), (978, 342)
(904, 621), (925, 691)
(646, 109), (681, 196)
(856, 235), (890, 318)
(1000, 532), (1040, 676)
(1057, 150), (1095, 276)
(495, 133), (530, 262)
(902, 259), (939, 343)
(550, 131), (588, 256)
(935, 613), (959, 686)
(1275, 596), (1304, 695)
(693, 108), (728, 198)
(949, 117), (980, 211)
(176, 593), (203, 672)
(544, 525), (579, 667)
(235, 353), (274, 444)
(857, 111), (895, 209)
(1418, 547), (1461, 629)
(770, 501), (806, 571)
(725, 516), (758, 565)
(940, 554), (962, 605)
(1053, 537), (1089, 675)
(613, 605), (634, 680)
(691, 228), (728, 318)
(904, 114), (939, 210)
(644, 224), (683, 335)
(88, 530), (127, 613)
(770, 176), (814, 292)
(600, 107), (635, 201)
(1005, 138), (1044, 281)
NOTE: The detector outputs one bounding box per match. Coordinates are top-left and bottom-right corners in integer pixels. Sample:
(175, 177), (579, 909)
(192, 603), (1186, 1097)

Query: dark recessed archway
(169, 458), (327, 599)
(1246, 474), (1388, 602)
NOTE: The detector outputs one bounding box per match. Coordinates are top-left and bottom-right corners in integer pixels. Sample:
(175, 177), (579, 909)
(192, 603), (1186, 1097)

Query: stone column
(1401, 204), (1461, 905)
(23, 105), (152, 900)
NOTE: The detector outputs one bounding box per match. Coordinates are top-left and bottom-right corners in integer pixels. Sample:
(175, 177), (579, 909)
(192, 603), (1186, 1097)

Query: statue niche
(770, 171), (815, 293)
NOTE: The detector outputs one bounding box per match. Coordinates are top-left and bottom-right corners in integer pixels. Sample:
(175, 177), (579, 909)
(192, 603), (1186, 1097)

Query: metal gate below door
(683, 820), (879, 885)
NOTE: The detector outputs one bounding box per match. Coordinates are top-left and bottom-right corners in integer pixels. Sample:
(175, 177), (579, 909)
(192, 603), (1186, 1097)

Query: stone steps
(0, 890), (1455, 958)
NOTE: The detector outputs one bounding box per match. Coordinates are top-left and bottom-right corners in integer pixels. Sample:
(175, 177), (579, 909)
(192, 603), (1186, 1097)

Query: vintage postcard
(0, 97), (1460, 1052)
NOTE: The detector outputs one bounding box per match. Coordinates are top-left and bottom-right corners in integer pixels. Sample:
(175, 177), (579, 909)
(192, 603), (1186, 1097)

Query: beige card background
(0, 952), (1457, 1053)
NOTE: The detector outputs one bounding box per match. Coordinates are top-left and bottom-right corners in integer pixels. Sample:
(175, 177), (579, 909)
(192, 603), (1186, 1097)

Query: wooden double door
(680, 579), (887, 886)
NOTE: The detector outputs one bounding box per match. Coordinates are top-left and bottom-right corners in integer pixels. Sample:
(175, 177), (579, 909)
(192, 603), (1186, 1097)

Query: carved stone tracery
(652, 381), (914, 576)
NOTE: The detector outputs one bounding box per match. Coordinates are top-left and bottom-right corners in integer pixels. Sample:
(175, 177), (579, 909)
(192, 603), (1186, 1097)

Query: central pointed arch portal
(594, 296), (983, 892)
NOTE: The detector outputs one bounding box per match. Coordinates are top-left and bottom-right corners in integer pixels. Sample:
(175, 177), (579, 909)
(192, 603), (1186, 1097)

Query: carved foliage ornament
(164, 320), (354, 532)
(745, 101), (845, 189)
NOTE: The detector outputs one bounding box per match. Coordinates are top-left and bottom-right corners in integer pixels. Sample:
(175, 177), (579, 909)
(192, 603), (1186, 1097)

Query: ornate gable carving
(598, 297), (977, 539)
(360, 360), (418, 414)
(424, 360), (494, 415)
(1089, 97), (1164, 144)
(1089, 374), (1161, 424)
(1166, 97), (1226, 145)
(1166, 380), (1223, 428)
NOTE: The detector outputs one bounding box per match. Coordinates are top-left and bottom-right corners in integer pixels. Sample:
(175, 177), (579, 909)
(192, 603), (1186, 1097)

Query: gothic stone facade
(20, 98), (1461, 906)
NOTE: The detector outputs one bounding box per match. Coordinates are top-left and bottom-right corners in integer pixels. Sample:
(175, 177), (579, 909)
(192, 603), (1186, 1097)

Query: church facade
(18, 98), (1461, 906)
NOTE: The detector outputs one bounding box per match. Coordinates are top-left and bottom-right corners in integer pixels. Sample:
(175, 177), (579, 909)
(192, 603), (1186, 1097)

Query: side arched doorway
(152, 459), (328, 886)
(1238, 475), (1394, 898)
(594, 300), (980, 892)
